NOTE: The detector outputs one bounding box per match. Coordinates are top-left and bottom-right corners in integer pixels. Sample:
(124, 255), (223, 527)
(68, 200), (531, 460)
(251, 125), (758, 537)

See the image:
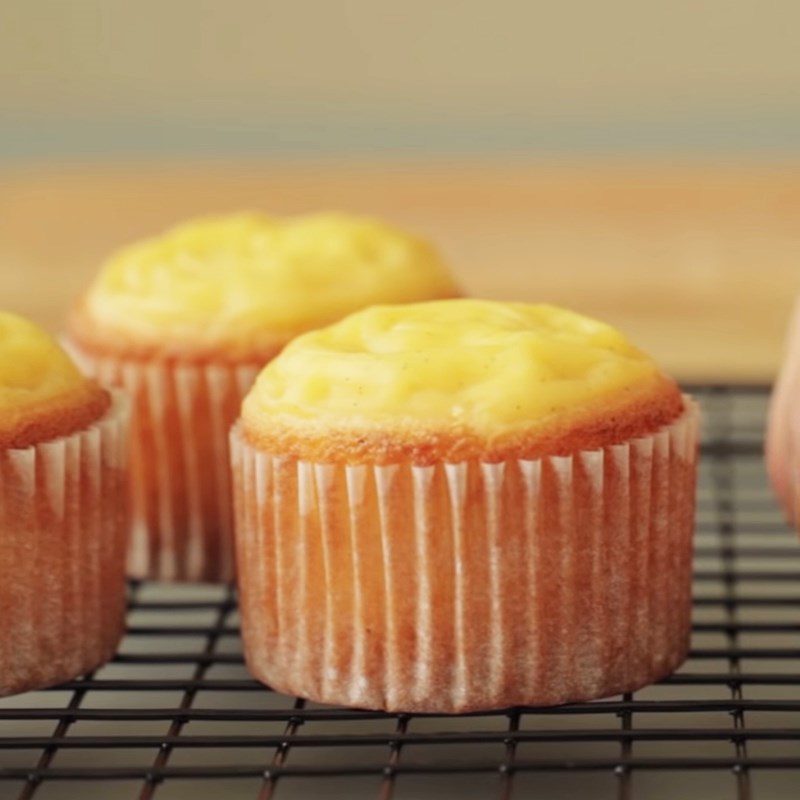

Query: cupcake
(231, 299), (699, 712)
(767, 299), (800, 526)
(0, 312), (129, 696)
(65, 212), (458, 582)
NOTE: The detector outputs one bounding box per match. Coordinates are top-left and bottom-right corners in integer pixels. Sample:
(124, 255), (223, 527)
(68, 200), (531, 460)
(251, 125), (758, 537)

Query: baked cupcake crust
(67, 300), (286, 363)
(0, 384), (110, 450)
(242, 385), (684, 464)
(0, 311), (110, 449)
(241, 300), (684, 464)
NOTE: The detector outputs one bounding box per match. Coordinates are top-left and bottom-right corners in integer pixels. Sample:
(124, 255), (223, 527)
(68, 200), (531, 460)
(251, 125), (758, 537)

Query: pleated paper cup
(0, 391), (130, 697)
(230, 397), (699, 713)
(63, 339), (260, 582)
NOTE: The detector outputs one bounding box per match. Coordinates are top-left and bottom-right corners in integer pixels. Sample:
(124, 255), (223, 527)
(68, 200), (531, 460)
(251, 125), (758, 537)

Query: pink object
(767, 301), (800, 524)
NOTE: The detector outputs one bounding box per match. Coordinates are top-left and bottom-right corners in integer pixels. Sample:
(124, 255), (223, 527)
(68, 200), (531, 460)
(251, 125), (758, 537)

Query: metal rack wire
(1, 385), (799, 799)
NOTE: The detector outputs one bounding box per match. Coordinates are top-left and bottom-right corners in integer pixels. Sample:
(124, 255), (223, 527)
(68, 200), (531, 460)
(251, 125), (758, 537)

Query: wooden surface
(1, 161), (799, 382)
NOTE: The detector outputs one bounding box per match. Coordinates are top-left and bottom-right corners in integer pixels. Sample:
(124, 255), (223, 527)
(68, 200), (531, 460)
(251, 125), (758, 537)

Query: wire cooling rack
(1, 385), (800, 800)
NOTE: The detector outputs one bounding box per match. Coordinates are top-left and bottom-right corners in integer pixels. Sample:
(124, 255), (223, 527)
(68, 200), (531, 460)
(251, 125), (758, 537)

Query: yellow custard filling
(0, 312), (88, 412)
(242, 299), (676, 439)
(81, 212), (457, 355)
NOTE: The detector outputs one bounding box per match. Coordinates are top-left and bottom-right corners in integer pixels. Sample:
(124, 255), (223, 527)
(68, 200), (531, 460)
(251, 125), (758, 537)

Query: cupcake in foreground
(766, 300), (800, 528)
(0, 312), (129, 696)
(65, 212), (458, 582)
(231, 299), (699, 712)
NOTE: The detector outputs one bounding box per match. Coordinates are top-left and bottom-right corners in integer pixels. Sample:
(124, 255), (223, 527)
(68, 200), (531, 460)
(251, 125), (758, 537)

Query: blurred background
(1, 0), (800, 379)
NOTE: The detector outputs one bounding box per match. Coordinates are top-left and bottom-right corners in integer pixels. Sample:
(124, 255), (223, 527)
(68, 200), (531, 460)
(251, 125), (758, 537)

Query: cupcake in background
(66, 212), (459, 582)
(231, 299), (699, 713)
(766, 299), (800, 528)
(0, 312), (129, 696)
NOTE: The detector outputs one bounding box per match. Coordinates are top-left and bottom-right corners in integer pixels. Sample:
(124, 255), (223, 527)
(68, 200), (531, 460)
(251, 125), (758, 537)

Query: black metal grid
(2, 385), (800, 800)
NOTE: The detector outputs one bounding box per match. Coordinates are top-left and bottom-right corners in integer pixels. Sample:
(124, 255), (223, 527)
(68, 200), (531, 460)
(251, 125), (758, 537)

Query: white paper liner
(0, 391), (130, 696)
(231, 396), (699, 713)
(64, 339), (259, 582)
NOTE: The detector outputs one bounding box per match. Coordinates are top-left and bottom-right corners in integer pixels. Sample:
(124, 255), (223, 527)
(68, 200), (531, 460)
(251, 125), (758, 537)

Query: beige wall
(1, 0), (799, 156)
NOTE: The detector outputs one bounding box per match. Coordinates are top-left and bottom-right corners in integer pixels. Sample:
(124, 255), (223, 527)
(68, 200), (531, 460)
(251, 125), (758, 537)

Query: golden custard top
(0, 313), (88, 411)
(0, 312), (109, 449)
(80, 212), (457, 357)
(241, 299), (682, 458)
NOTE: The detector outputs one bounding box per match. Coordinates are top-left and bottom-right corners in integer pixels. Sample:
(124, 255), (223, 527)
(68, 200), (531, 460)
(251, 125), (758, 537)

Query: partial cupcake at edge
(0, 312), (129, 696)
(230, 298), (699, 713)
(65, 212), (459, 582)
(766, 299), (800, 530)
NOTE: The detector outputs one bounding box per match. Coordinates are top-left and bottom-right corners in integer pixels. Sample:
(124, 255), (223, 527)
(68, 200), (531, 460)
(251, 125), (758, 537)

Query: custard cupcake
(66, 213), (458, 582)
(231, 299), (699, 712)
(767, 298), (800, 527)
(0, 312), (129, 696)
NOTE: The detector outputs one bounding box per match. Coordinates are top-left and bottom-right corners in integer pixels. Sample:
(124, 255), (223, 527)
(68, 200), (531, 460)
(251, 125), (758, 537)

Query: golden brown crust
(67, 299), (288, 364)
(67, 292), (463, 365)
(68, 289), (462, 364)
(242, 379), (685, 465)
(0, 382), (111, 450)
